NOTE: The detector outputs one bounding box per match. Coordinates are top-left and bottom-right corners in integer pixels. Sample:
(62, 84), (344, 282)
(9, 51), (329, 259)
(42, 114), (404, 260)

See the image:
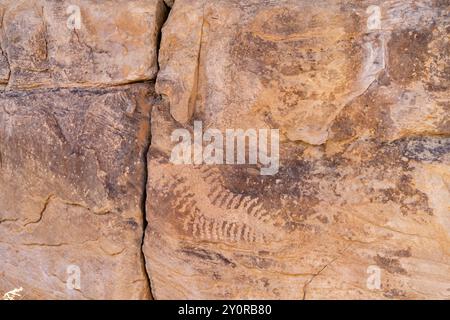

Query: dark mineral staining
(218, 160), (322, 225)
(181, 247), (236, 268)
(383, 288), (407, 298)
(388, 28), (433, 85)
(374, 173), (433, 216)
(234, 253), (274, 269)
(374, 255), (408, 275)
(220, 160), (314, 201)
(391, 248), (412, 258)
(125, 219), (139, 230)
(400, 137), (450, 162)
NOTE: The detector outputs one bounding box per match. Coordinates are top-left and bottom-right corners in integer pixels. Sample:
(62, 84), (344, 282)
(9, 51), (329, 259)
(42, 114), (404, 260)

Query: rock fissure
(1, 0), (449, 300)
(23, 194), (55, 227)
(137, 0), (172, 300)
(140, 117), (153, 299)
(302, 247), (349, 300)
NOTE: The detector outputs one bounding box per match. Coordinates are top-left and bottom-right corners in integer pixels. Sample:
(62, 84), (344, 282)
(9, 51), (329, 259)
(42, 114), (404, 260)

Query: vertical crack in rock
(0, 0), (172, 300)
(140, 1), (171, 299)
(140, 124), (153, 299)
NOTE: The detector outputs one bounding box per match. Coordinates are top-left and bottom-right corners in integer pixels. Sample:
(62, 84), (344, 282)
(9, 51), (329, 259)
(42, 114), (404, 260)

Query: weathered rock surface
(1, 0), (449, 300)
(0, 0), (166, 300)
(145, 0), (450, 299)
(0, 84), (155, 299)
(156, 0), (448, 145)
(0, 0), (167, 89)
(163, 0), (174, 7)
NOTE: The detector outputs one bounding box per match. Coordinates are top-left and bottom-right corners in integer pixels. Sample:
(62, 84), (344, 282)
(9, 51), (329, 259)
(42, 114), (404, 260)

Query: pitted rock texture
(145, 105), (450, 300)
(0, 0), (449, 300)
(144, 0), (450, 299)
(156, 0), (448, 145)
(0, 0), (167, 300)
(0, 84), (155, 299)
(0, 0), (167, 89)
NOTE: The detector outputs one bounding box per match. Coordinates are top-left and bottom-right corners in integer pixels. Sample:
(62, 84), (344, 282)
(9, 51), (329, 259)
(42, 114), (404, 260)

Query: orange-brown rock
(145, 0), (450, 299)
(0, 0), (167, 299)
(156, 0), (448, 145)
(1, 0), (449, 300)
(0, 84), (155, 299)
(0, 0), (167, 89)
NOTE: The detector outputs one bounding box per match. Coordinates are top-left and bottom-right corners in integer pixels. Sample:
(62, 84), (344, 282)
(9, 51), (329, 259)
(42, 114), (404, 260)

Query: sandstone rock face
(0, 0), (167, 89)
(163, 0), (174, 7)
(0, 84), (155, 299)
(0, 0), (166, 299)
(156, 0), (448, 145)
(144, 0), (450, 299)
(1, 0), (449, 300)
